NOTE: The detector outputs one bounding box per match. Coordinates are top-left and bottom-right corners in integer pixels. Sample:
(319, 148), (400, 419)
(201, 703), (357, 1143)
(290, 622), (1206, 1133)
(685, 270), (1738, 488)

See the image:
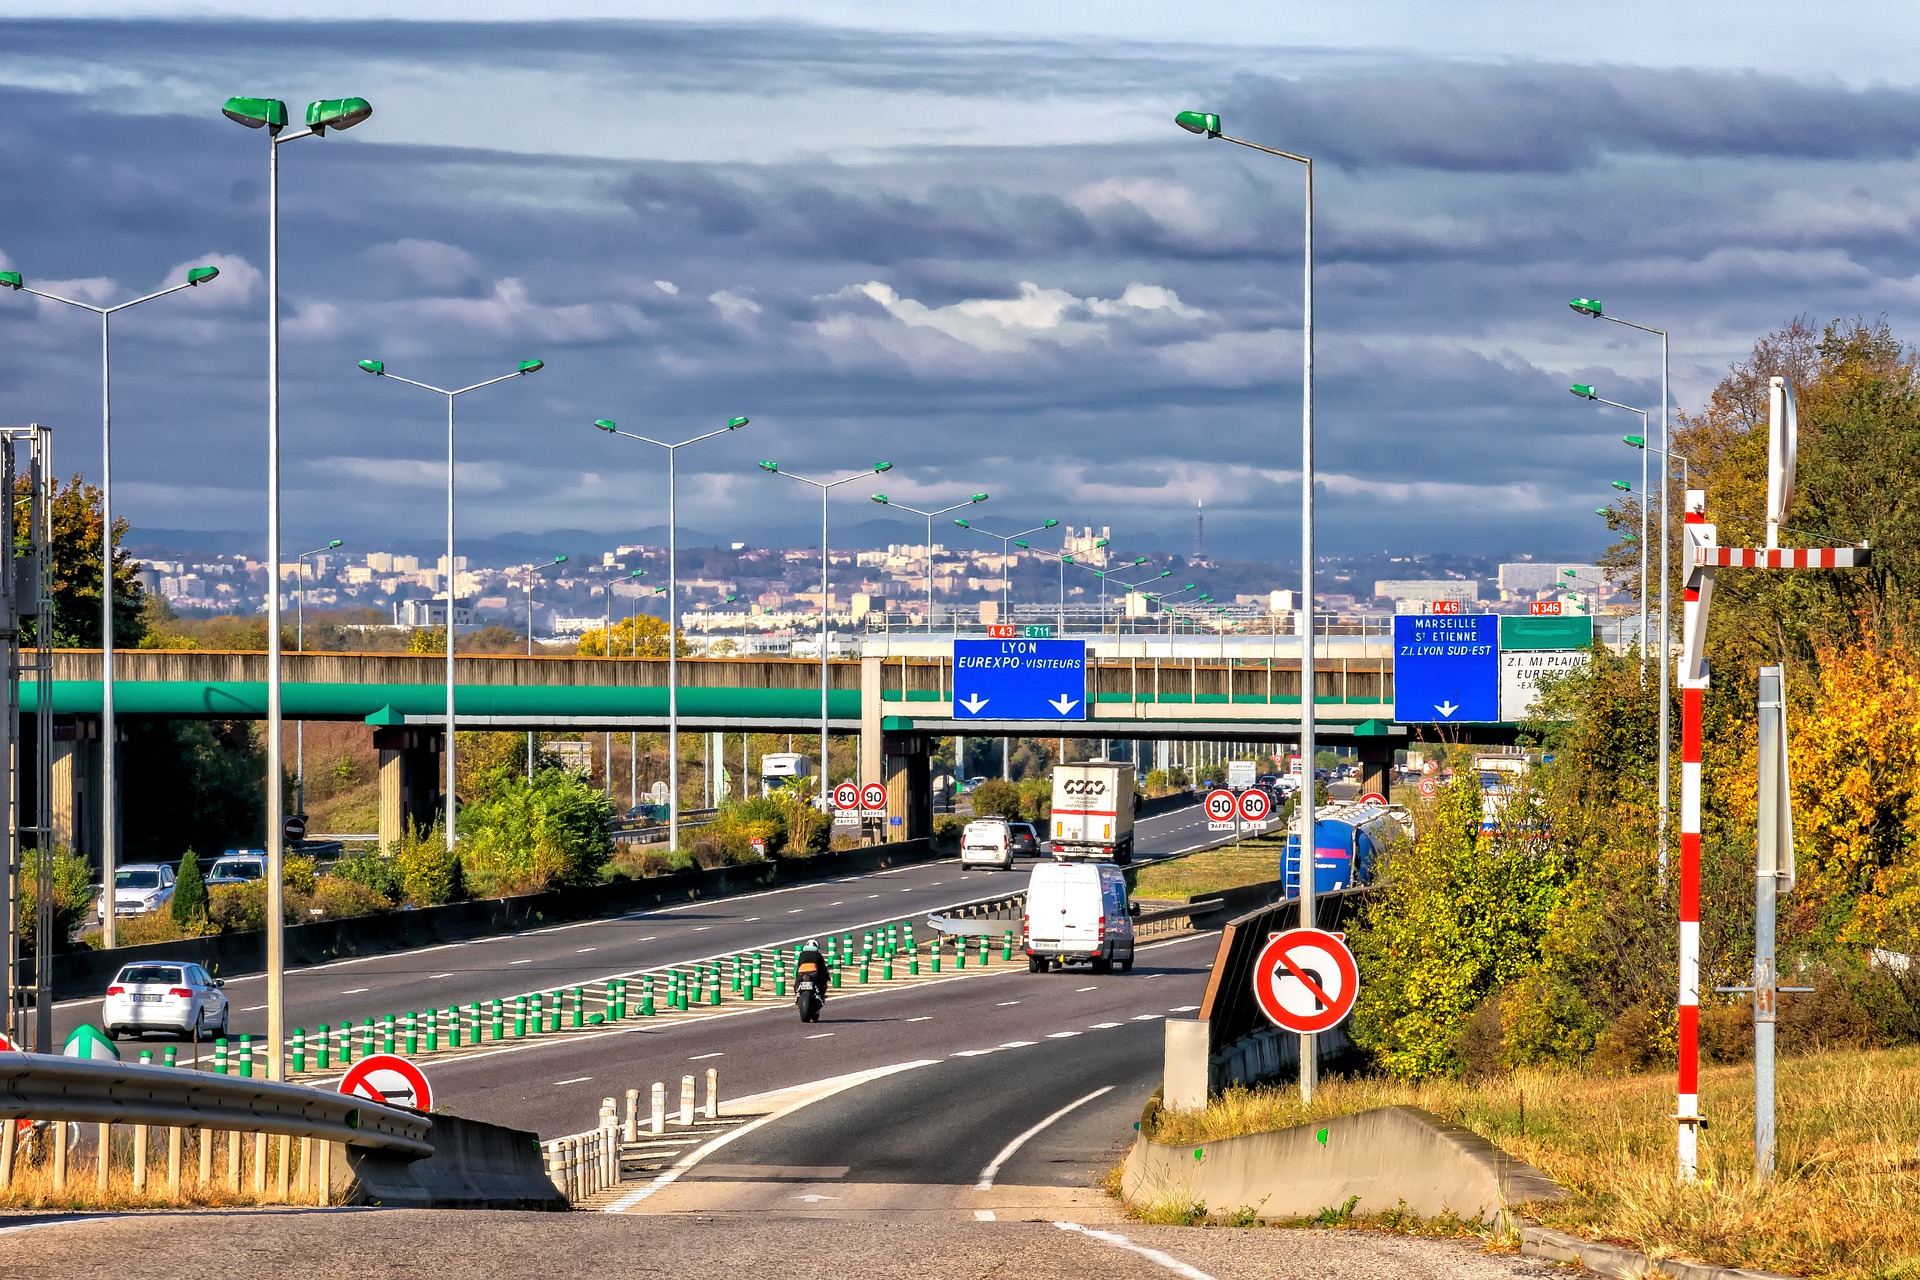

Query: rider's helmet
(805, 939), (820, 951)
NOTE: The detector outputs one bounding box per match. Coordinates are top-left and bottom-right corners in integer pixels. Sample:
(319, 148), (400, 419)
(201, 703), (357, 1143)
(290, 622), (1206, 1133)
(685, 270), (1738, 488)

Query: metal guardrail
(924, 893), (1026, 937)
(0, 1052), (432, 1157)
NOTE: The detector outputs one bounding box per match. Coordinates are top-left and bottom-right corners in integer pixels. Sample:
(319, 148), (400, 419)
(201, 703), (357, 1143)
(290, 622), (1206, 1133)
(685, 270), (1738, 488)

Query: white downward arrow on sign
(1435, 700), (1459, 718)
(959, 694), (990, 713)
(1049, 695), (1079, 715)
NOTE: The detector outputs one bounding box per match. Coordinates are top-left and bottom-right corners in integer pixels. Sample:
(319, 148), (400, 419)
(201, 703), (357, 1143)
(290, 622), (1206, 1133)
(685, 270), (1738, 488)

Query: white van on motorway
(1023, 860), (1136, 973)
(960, 818), (1014, 870)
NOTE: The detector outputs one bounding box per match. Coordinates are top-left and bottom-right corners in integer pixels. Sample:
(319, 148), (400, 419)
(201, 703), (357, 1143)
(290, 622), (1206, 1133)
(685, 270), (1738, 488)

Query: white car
(97, 864), (177, 920)
(102, 961), (229, 1041)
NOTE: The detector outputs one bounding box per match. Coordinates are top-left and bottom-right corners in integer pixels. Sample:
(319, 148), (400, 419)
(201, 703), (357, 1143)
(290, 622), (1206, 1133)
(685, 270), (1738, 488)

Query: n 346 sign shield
(1252, 927), (1359, 1034)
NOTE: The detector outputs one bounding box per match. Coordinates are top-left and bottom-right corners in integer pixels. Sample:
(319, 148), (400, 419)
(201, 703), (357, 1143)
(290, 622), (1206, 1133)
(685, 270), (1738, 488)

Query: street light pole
(293, 538), (343, 817)
(0, 263), (221, 952)
(358, 356), (545, 858)
(1569, 298), (1672, 875)
(517, 555), (567, 781)
(1572, 385), (1651, 652)
(868, 492), (988, 633)
(1177, 107), (1317, 1099)
(593, 417), (747, 850)
(759, 459), (893, 795)
(952, 517), (1059, 620)
(222, 93), (371, 1082)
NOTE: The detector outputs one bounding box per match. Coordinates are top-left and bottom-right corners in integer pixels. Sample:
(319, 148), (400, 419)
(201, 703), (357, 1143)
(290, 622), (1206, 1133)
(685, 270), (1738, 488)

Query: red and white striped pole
(1675, 487), (1716, 1180)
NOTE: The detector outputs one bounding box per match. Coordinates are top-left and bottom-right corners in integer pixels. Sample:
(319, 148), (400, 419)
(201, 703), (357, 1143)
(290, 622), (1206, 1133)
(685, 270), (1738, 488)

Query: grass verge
(1131, 837), (1282, 900)
(1145, 1046), (1920, 1279)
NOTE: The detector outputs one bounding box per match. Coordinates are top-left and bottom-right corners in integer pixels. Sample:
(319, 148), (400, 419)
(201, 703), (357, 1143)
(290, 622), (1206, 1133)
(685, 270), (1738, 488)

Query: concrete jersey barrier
(1121, 1103), (1566, 1224)
(335, 1112), (566, 1210)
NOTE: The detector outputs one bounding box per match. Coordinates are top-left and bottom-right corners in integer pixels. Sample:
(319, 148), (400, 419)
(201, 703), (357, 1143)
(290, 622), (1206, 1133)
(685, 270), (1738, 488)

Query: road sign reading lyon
(339, 1053), (433, 1111)
(1253, 927), (1359, 1034)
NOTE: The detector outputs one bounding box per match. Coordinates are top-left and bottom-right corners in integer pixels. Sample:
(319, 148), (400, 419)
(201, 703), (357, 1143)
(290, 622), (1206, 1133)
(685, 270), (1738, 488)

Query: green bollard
(709, 970), (723, 1006)
(426, 1009), (439, 1053)
(551, 990), (564, 1033)
(743, 974), (754, 1002)
(444, 1005), (457, 1049)
(163, 1045), (177, 1068)
(831, 962), (842, 989)
(490, 999), (504, 1041)
(292, 1028), (306, 1073)
(910, 949), (919, 976)
(381, 1014), (394, 1055)
(404, 1011), (418, 1056)
(642, 975), (656, 1017)
(979, 935), (991, 965)
(513, 996), (527, 1038)
(238, 1034), (254, 1078)
(931, 939), (942, 973)
(1003, 930), (1014, 962)
(883, 955), (893, 981)
(362, 1018), (376, 1058)
(529, 993), (542, 1035)
(956, 938), (967, 969)
(213, 1038), (229, 1075)
(316, 1023), (331, 1071)
(140, 1049), (153, 1065)
(572, 986), (585, 1031)
(859, 958), (870, 984)
(335, 1020), (351, 1066)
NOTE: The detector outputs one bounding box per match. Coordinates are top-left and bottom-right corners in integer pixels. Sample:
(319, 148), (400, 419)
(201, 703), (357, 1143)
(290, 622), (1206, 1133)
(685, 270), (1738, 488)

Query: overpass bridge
(29, 647), (1450, 856)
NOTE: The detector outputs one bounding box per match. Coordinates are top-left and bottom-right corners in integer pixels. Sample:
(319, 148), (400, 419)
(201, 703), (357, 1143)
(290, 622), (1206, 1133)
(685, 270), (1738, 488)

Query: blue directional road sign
(1392, 614), (1500, 723)
(953, 639), (1087, 721)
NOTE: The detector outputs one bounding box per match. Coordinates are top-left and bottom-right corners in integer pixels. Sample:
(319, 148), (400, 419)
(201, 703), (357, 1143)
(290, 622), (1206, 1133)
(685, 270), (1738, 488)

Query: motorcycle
(796, 975), (825, 1023)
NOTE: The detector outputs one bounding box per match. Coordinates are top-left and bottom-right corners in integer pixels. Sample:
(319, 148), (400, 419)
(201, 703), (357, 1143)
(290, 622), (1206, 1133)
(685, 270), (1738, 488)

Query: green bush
(459, 766), (614, 896)
(15, 847), (96, 953)
(390, 822), (463, 906)
(171, 848), (207, 928)
(708, 796), (788, 860)
(310, 877), (390, 921)
(1016, 776), (1052, 823)
(207, 882), (267, 933)
(933, 814), (966, 850)
(328, 847), (401, 905)
(970, 779), (1023, 820)
(284, 854), (317, 897)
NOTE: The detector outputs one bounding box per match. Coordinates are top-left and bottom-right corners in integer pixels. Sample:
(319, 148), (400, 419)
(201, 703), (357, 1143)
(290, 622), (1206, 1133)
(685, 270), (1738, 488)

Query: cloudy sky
(2, 1), (1918, 561)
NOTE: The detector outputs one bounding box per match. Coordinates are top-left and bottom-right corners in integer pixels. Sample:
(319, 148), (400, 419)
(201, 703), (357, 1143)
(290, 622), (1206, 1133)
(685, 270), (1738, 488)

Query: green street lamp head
(1611, 480), (1632, 492)
(305, 97), (373, 135)
(1595, 508), (1610, 518)
(1095, 571), (1107, 579)
(1569, 298), (1603, 318)
(555, 555), (569, 564)
(1174, 110), (1222, 137)
(1042, 518), (1059, 529)
(1622, 533), (1639, 542)
(1062, 555), (1075, 564)
(221, 96), (289, 134)
(1561, 569), (1577, 578)
(593, 419), (616, 433)
(326, 539), (343, 549)
(0, 272), (18, 290)
(758, 461), (779, 473)
(516, 359), (543, 375)
(357, 359), (385, 376)
(871, 494), (890, 505)
(969, 493), (988, 503)
(1013, 539), (1030, 549)
(1132, 557), (1149, 566)
(1093, 538), (1109, 548)
(1179, 581), (1192, 588)
(627, 568), (643, 577)
(1623, 434), (1646, 448)
(187, 266), (220, 286)
(1569, 383), (1596, 399)
(953, 518), (970, 529)
(873, 461), (893, 473)
(727, 416), (748, 429)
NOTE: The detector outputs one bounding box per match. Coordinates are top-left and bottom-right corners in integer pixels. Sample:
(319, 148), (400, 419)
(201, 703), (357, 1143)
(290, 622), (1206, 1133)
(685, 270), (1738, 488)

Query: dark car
(1008, 822), (1041, 855)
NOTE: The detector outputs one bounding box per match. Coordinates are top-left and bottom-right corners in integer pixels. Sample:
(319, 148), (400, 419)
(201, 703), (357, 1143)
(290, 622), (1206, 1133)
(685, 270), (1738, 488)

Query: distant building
(1497, 563), (1601, 600)
(1372, 579), (1480, 607)
(396, 599), (475, 627)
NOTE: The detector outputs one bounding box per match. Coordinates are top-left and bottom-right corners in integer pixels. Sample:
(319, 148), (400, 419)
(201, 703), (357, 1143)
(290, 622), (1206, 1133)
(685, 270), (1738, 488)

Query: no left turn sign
(338, 1053), (434, 1112)
(1252, 927), (1360, 1035)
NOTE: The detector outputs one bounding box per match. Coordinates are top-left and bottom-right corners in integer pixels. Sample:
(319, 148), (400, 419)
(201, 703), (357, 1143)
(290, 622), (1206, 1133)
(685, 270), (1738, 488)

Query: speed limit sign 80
(1236, 788), (1271, 824)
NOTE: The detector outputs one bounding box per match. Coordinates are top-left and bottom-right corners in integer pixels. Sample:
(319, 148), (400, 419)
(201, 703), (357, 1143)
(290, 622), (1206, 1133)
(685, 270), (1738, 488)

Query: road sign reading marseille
(1392, 613), (1499, 723)
(953, 639), (1087, 721)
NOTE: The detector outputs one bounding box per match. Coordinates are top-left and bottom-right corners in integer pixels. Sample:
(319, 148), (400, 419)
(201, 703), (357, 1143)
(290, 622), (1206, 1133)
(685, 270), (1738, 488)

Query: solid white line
(806, 1032), (834, 1039)
(553, 1076), (594, 1085)
(428, 973), (455, 980)
(974, 1085), (1114, 1190)
(1046, 1031), (1080, 1039)
(688, 1052), (723, 1061)
(1053, 1222), (1216, 1280)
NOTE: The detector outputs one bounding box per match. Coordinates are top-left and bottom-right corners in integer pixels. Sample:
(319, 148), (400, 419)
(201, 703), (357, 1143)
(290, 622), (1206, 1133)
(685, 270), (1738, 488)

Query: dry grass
(1149, 1047), (1920, 1279)
(1131, 838), (1282, 901)
(1, 1127), (320, 1210)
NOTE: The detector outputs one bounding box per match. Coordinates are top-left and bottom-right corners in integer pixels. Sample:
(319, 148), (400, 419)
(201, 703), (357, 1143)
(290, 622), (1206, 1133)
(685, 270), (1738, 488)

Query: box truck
(1048, 761), (1137, 864)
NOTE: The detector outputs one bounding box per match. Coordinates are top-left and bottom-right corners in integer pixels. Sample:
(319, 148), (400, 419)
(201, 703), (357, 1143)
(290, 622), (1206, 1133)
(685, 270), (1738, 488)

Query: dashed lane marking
(996, 1000), (1021, 1007)
(906, 1016), (932, 1023)
(806, 1032), (834, 1039)
(1076, 986), (1098, 993)
(1169, 1005), (1200, 1013)
(1132, 1014), (1162, 1021)
(553, 1076), (594, 1086)
(341, 988), (369, 995)
(429, 973), (455, 980)
(1089, 1022), (1122, 1029)
(577, 947), (597, 953)
(998, 1040), (1036, 1049)
(689, 1052), (723, 1061)
(510, 959), (532, 965)
(1046, 1031), (1080, 1039)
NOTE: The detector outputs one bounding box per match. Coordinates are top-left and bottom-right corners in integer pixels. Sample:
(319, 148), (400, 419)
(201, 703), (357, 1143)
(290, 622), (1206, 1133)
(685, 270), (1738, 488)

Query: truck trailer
(1048, 761), (1137, 864)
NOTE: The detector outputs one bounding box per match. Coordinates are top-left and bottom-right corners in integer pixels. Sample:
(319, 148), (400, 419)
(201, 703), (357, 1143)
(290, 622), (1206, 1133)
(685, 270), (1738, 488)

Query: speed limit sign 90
(860, 782), (888, 815)
(1204, 788), (1238, 822)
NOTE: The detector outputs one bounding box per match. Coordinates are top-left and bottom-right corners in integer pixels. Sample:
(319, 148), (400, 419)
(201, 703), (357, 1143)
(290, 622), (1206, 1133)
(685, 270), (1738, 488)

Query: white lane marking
(951, 1049), (996, 1057)
(995, 1000), (1020, 1007)
(1046, 1031), (1080, 1039)
(1076, 986), (1098, 993)
(899, 888), (914, 893)
(241, 1004), (267, 1012)
(930, 882), (943, 887)
(1169, 1004), (1199, 1013)
(553, 1075), (594, 1085)
(744, 918), (760, 923)
(974, 1085), (1115, 1190)
(1089, 1022), (1123, 1029)
(429, 973), (455, 980)
(998, 1040), (1036, 1049)
(510, 959), (533, 965)
(576, 947), (597, 954)
(866, 894), (880, 899)
(604, 1058), (938, 1211)
(1132, 1014), (1162, 1021)
(341, 988), (369, 995)
(974, 1209), (996, 1221)
(829, 902), (844, 907)
(905, 1016), (932, 1023)
(693, 926), (711, 932)
(689, 1052), (723, 1061)
(788, 909), (804, 914)
(806, 1032), (834, 1039)
(1053, 1222), (1216, 1280)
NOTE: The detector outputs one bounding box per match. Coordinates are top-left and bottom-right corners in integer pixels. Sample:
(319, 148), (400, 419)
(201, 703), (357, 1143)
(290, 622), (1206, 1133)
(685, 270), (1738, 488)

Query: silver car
(96, 864), (176, 921)
(102, 962), (228, 1041)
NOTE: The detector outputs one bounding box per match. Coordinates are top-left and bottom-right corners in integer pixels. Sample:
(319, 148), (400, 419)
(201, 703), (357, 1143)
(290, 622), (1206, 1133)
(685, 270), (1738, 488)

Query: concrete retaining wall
(52, 838), (939, 999)
(1121, 1103), (1566, 1223)
(334, 1112), (566, 1210)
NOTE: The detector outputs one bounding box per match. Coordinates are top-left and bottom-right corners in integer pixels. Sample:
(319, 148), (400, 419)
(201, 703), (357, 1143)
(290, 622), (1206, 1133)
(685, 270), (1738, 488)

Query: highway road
(55, 803), (1225, 1065)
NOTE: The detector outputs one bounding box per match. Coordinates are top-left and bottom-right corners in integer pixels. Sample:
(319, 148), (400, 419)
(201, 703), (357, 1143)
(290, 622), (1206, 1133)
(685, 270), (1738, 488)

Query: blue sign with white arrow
(1392, 614), (1500, 723)
(953, 639), (1087, 720)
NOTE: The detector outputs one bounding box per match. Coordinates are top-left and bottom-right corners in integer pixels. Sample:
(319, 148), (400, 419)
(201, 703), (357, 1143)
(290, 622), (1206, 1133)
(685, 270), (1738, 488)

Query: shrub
(708, 796), (788, 861)
(328, 847), (401, 905)
(171, 849), (207, 928)
(689, 837), (729, 871)
(310, 877), (390, 921)
(15, 847), (97, 953)
(283, 854), (317, 898)
(459, 767), (614, 896)
(970, 779), (1023, 820)
(933, 814), (966, 850)
(390, 822), (463, 906)
(207, 882), (267, 933)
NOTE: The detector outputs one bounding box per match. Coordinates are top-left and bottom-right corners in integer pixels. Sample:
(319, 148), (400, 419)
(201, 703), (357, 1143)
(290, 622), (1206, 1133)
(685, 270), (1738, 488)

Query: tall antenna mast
(1194, 498), (1205, 561)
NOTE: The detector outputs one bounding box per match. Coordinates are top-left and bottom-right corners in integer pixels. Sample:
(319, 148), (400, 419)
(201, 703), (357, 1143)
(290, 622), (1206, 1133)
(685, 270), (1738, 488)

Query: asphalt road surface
(56, 802), (1222, 1051)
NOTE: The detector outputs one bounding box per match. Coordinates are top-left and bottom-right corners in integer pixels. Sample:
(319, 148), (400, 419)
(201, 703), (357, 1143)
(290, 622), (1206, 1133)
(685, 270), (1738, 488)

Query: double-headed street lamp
(758, 459), (893, 795)
(1572, 384), (1652, 652)
(221, 92), (372, 1083)
(1014, 535), (1105, 631)
(868, 492), (988, 632)
(292, 538), (343, 817)
(358, 356), (545, 855)
(951, 517), (1059, 617)
(0, 261), (222, 950)
(1569, 296), (1673, 875)
(1177, 107), (1320, 1097)
(517, 555), (568, 780)
(593, 416), (747, 849)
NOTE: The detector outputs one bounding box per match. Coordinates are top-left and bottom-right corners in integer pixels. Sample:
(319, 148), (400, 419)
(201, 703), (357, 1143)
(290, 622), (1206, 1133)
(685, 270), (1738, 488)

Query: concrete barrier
(52, 838), (940, 999)
(1121, 1102), (1566, 1224)
(334, 1112), (566, 1210)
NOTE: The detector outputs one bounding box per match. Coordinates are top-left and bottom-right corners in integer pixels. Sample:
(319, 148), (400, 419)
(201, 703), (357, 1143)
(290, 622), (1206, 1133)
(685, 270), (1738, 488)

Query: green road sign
(1022, 624), (1053, 639)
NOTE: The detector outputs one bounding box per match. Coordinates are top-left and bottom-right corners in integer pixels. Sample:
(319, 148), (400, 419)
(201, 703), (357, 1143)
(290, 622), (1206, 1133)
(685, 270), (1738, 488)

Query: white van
(960, 819), (1014, 870)
(1023, 861), (1136, 973)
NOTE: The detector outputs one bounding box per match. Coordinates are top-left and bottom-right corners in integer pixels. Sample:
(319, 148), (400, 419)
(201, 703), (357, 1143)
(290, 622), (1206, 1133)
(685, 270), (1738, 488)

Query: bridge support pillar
(1357, 739), (1393, 801)
(883, 732), (932, 843)
(49, 717), (103, 867)
(374, 727), (444, 851)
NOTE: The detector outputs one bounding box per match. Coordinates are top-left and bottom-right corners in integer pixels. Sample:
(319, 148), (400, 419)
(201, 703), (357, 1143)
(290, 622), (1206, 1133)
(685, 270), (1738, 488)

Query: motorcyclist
(795, 940), (829, 998)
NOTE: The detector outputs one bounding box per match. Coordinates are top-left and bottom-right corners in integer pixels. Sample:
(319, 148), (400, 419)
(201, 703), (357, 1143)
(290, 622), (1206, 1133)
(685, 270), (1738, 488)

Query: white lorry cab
(1048, 761), (1137, 864)
(1022, 860), (1136, 973)
(760, 752), (814, 797)
(960, 818), (1014, 870)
